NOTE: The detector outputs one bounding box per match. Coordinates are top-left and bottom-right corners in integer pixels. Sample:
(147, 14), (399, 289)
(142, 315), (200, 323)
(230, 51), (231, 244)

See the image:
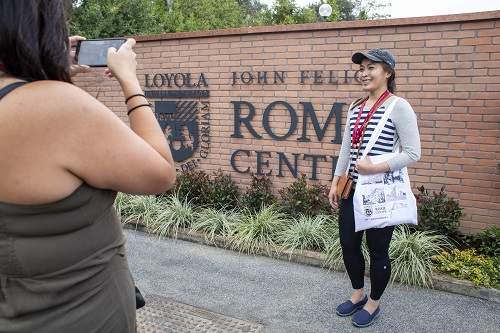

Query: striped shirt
(334, 97), (421, 186)
(348, 105), (397, 183)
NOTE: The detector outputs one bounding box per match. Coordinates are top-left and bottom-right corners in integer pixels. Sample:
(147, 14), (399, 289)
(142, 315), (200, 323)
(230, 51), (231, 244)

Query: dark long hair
(382, 63), (397, 94)
(0, 0), (72, 83)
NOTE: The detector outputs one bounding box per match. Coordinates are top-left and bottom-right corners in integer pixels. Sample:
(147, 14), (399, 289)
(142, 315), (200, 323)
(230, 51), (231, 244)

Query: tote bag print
(353, 153), (417, 232)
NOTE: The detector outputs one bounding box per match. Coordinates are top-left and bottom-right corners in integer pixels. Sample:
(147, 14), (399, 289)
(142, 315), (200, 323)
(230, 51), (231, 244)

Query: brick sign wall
(73, 11), (500, 234)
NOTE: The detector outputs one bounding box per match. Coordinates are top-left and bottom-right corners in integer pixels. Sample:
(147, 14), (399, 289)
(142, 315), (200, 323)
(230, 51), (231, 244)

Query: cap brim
(352, 52), (384, 64)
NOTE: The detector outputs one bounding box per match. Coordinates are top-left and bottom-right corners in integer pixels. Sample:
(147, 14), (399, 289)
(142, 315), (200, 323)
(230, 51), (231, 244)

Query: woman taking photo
(0, 1), (175, 332)
(328, 49), (421, 327)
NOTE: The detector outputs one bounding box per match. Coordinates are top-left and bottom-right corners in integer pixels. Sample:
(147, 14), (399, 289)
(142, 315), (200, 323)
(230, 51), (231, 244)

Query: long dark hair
(0, 0), (72, 83)
(382, 63), (397, 94)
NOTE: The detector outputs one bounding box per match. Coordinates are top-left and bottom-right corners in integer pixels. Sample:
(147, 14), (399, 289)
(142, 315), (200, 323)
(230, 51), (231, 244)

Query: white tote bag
(353, 98), (418, 232)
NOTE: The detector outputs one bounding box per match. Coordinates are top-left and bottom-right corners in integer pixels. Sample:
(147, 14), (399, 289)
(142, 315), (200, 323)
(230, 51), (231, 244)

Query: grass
(191, 207), (242, 245)
(115, 192), (159, 228)
(227, 205), (288, 256)
(147, 192), (196, 240)
(116, 194), (458, 288)
(277, 214), (338, 254)
(390, 225), (452, 287)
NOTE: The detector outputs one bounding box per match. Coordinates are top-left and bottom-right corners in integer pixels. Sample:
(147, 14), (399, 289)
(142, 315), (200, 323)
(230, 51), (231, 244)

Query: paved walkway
(124, 229), (500, 333)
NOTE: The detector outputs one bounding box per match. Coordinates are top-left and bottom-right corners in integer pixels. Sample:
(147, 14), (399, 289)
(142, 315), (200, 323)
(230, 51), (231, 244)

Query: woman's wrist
(118, 76), (141, 94)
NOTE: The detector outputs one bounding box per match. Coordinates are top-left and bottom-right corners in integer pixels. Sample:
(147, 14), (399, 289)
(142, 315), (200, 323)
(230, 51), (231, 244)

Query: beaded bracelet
(127, 103), (152, 116)
(125, 93), (146, 104)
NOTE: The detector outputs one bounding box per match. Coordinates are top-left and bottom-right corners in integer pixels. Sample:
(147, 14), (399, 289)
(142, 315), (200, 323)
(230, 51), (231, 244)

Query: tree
(69, 0), (168, 38)
(337, 0), (390, 21)
(68, 0), (390, 37)
(176, 0), (244, 32)
(265, 0), (319, 25)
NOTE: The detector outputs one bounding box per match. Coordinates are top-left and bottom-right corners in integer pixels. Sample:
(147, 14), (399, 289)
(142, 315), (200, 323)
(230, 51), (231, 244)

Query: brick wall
(73, 11), (500, 234)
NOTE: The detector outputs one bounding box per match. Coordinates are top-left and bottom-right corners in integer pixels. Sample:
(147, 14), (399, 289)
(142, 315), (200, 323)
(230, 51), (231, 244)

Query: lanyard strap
(351, 89), (390, 147)
(360, 97), (400, 159)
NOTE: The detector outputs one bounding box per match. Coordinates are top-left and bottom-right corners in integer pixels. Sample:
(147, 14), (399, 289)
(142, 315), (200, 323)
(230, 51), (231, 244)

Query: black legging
(338, 190), (394, 301)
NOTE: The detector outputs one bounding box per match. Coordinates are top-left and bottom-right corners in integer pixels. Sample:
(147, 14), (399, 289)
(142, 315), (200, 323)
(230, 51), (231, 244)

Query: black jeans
(338, 190), (394, 301)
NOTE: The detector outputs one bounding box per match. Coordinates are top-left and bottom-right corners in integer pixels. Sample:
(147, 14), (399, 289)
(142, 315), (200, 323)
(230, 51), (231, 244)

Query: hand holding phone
(75, 38), (127, 67)
(105, 39), (138, 84)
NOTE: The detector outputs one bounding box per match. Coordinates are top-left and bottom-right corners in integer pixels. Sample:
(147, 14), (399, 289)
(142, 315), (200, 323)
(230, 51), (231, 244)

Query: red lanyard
(351, 90), (390, 147)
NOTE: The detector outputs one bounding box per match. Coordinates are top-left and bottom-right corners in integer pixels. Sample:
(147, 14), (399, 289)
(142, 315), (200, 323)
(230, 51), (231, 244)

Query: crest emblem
(155, 101), (199, 162)
(364, 207), (373, 216)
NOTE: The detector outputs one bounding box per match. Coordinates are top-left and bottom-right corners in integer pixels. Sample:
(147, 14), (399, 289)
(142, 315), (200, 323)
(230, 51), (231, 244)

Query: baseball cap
(352, 49), (396, 69)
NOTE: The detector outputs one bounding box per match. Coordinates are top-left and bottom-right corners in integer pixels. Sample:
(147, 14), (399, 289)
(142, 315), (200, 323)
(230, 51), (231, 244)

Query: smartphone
(75, 38), (127, 67)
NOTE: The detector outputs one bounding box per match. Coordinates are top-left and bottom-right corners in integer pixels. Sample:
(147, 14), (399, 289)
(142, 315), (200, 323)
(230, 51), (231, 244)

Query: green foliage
(147, 192), (196, 239)
(240, 173), (276, 212)
(69, 0), (168, 38)
(69, 0), (391, 37)
(415, 185), (464, 238)
(337, 0), (389, 21)
(432, 248), (500, 289)
(169, 169), (210, 206)
(228, 205), (288, 256)
(475, 226), (500, 257)
(200, 170), (240, 210)
(277, 174), (331, 218)
(191, 207), (242, 244)
(115, 193), (159, 227)
(389, 226), (452, 287)
(324, 225), (452, 287)
(169, 169), (239, 210)
(175, 0), (245, 32)
(277, 214), (338, 253)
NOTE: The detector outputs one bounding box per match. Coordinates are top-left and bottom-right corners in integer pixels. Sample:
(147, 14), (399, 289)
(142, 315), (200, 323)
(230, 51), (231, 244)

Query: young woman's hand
(105, 39), (138, 83)
(328, 178), (339, 210)
(68, 35), (90, 77)
(355, 157), (390, 175)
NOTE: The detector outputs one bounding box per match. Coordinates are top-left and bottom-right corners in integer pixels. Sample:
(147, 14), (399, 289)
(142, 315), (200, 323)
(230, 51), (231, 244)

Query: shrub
(475, 226), (500, 257)
(277, 174), (332, 218)
(115, 193), (159, 227)
(191, 207), (242, 244)
(240, 173), (276, 211)
(277, 214), (338, 254)
(415, 185), (464, 237)
(432, 248), (500, 289)
(200, 169), (239, 210)
(169, 169), (210, 206)
(390, 226), (452, 287)
(228, 205), (289, 256)
(147, 192), (196, 239)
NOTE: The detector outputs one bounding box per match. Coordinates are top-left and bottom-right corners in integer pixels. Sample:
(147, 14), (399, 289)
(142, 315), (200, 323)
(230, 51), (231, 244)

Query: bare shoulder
(20, 80), (104, 113)
(4, 80), (119, 128)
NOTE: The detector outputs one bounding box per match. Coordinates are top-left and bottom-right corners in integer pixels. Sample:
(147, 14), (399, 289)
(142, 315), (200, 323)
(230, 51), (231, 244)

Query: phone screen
(75, 38), (126, 67)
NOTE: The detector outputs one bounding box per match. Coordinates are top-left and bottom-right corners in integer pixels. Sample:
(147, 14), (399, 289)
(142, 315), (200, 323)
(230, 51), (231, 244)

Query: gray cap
(352, 49), (396, 69)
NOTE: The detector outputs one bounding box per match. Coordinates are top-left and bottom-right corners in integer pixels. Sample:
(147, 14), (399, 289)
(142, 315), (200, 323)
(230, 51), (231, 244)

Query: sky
(259, 0), (500, 18)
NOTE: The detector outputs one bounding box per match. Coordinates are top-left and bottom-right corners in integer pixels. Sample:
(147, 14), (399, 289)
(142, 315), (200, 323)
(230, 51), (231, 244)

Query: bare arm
(59, 39), (175, 194)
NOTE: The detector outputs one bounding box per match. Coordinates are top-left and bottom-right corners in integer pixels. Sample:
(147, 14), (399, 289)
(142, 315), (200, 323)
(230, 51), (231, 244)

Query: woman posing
(0, 1), (175, 332)
(328, 49), (421, 327)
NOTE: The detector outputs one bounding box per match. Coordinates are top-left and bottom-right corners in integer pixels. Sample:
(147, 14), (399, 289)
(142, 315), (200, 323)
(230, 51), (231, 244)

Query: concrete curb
(123, 221), (500, 304)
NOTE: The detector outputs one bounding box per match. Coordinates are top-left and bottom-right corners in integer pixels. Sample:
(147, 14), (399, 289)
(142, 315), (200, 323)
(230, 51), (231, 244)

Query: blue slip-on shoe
(335, 295), (368, 317)
(351, 307), (380, 328)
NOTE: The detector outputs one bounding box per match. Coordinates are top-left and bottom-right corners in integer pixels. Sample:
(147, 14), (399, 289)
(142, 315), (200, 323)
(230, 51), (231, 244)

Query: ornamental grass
(191, 207), (242, 245)
(277, 214), (338, 254)
(227, 205), (288, 257)
(147, 192), (196, 240)
(390, 225), (452, 287)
